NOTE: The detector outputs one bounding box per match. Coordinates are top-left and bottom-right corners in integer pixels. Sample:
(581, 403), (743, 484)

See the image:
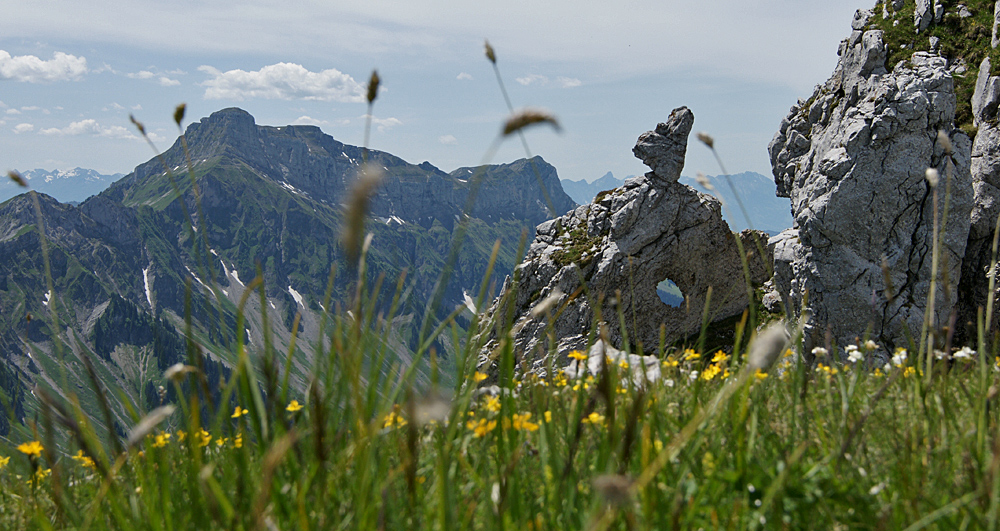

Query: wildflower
(954, 346), (976, 360)
(664, 378), (675, 387)
(152, 432), (171, 448)
(864, 339), (878, 351)
(34, 468), (50, 482)
(568, 350), (587, 361)
(711, 351), (729, 363)
(934, 349), (948, 360)
(846, 345), (863, 363)
(811, 347), (829, 357)
(616, 386), (628, 394)
(71, 450), (95, 469)
(544, 411), (552, 423)
(553, 371), (568, 387)
(892, 348), (908, 367)
(701, 364), (722, 381)
(618, 360), (630, 370)
(215, 438), (228, 448)
(234, 433), (243, 448)
(473, 371), (488, 383)
(688, 370), (699, 381)
(483, 395), (501, 413)
(231, 406), (247, 418)
(17, 441), (43, 458)
(783, 348), (794, 358)
(754, 369), (768, 380)
(512, 413), (540, 432)
(661, 358), (679, 369)
(286, 400), (304, 412)
(873, 368), (884, 378)
(683, 349), (700, 361)
(196, 429), (212, 448)
(582, 412), (605, 425)
(466, 418), (497, 438)
(903, 366), (916, 378)
(382, 410), (407, 429)
(816, 363), (838, 376)
(0, 455), (8, 470)
(176, 430), (186, 442)
(654, 439), (663, 452)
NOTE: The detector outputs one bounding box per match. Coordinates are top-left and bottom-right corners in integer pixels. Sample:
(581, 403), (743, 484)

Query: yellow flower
(711, 351), (729, 363)
(903, 366), (916, 378)
(234, 433), (243, 448)
(512, 413), (540, 432)
(568, 350), (587, 361)
(382, 410), (407, 429)
(473, 371), (488, 382)
(17, 441), (43, 458)
(152, 432), (171, 448)
(683, 349), (700, 361)
(231, 406), (247, 418)
(0, 455), (9, 470)
(553, 371), (568, 387)
(196, 429), (212, 448)
(582, 412), (605, 425)
(654, 439), (663, 452)
(34, 468), (50, 482)
(544, 411), (552, 423)
(71, 450), (95, 469)
(177, 430), (186, 442)
(483, 396), (501, 413)
(661, 358), (679, 368)
(286, 400), (304, 412)
(215, 437), (228, 448)
(754, 369), (768, 380)
(873, 368), (884, 378)
(618, 360), (630, 369)
(466, 418), (497, 438)
(701, 364), (722, 381)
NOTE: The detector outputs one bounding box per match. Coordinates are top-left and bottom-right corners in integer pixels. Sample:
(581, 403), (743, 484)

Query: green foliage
(869, 0), (1000, 134)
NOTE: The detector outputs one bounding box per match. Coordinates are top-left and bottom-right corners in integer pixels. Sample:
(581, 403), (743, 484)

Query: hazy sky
(2, 0), (867, 182)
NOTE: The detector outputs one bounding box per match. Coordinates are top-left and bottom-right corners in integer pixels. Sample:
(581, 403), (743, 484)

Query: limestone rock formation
(479, 107), (768, 373)
(768, 13), (973, 352)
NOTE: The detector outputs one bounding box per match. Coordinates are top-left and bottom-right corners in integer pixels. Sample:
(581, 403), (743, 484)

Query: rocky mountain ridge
(1, 167), (123, 204)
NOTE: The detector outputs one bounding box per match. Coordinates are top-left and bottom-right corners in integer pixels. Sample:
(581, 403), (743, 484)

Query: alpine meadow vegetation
(4, 38), (1000, 531)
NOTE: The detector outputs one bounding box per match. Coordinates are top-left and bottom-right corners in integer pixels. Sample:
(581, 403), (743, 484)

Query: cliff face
(766, 2), (1000, 352)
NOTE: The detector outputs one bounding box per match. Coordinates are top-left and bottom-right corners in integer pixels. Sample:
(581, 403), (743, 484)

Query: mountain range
(560, 171), (793, 234)
(0, 107), (575, 439)
(1, 167), (124, 204)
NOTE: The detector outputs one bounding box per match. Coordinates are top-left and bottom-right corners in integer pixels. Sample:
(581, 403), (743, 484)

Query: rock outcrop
(768, 10), (974, 352)
(479, 107), (768, 372)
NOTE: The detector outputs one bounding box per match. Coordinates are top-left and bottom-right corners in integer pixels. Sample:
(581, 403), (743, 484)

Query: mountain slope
(0, 107), (575, 439)
(1, 168), (123, 204)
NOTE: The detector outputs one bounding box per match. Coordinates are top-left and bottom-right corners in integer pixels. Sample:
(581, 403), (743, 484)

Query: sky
(2, 0), (868, 183)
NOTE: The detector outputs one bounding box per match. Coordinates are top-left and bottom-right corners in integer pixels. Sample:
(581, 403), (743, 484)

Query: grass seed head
(936, 129), (952, 154)
(696, 132), (714, 149)
(129, 114), (146, 135)
(342, 163), (386, 263)
(174, 103), (186, 126)
(8, 171), (27, 188)
(484, 40), (496, 64)
(748, 322), (788, 372)
(925, 168), (940, 188)
(502, 108), (560, 137)
(367, 70), (380, 105)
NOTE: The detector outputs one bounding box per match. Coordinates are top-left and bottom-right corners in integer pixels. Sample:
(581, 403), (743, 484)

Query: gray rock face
(479, 108), (767, 372)
(915, 0), (933, 32)
(631, 108), (695, 185)
(993, 1), (1000, 48)
(768, 30), (973, 351)
(958, 56), (1000, 339)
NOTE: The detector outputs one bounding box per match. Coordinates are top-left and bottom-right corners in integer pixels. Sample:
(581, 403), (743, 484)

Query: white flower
(953, 346), (976, 360)
(846, 345), (863, 363)
(883, 363), (891, 372)
(891, 348), (907, 367)
(688, 371), (699, 381)
(664, 379), (675, 388)
(934, 349), (947, 360)
(811, 347), (829, 357)
(864, 339), (878, 351)
(869, 482), (886, 496)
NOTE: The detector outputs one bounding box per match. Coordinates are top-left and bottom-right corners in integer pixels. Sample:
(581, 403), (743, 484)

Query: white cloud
(128, 70), (156, 80)
(104, 102), (125, 111)
(6, 109), (21, 115)
(364, 115), (401, 133)
(516, 74), (548, 86)
(20, 106), (40, 111)
(131, 104), (142, 111)
(438, 134), (457, 145)
(456, 72), (472, 81)
(557, 76), (581, 88)
(159, 76), (180, 86)
(39, 119), (136, 139)
(199, 63), (364, 102)
(292, 115), (327, 126)
(0, 50), (87, 82)
(13, 123), (34, 134)
(128, 70), (179, 86)
(0, 100), (6, 108)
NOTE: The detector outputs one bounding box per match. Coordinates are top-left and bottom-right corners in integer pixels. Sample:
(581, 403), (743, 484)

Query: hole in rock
(656, 278), (684, 308)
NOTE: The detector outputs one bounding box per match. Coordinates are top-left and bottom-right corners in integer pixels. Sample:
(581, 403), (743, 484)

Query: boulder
(478, 107), (767, 373)
(768, 25), (974, 353)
